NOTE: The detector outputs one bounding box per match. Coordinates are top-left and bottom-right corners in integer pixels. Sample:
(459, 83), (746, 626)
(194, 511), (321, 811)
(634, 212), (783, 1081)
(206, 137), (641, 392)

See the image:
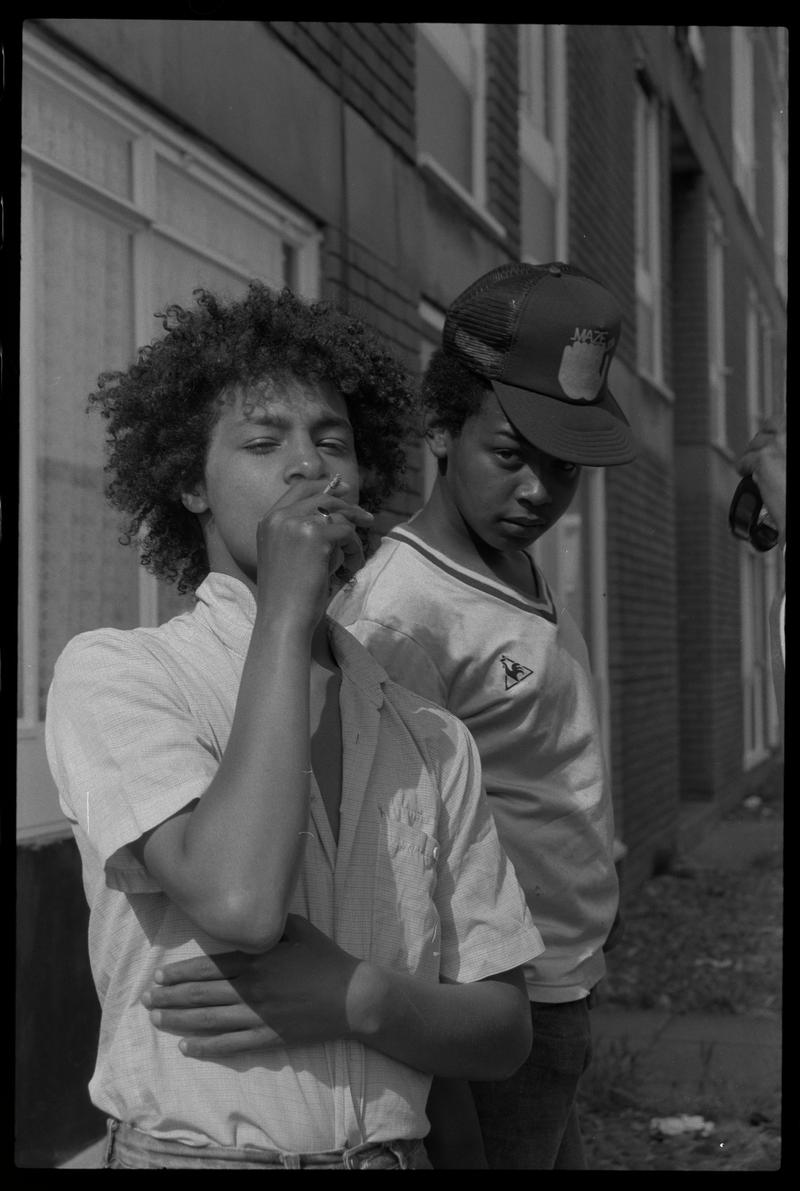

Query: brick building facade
(13, 21), (785, 1165)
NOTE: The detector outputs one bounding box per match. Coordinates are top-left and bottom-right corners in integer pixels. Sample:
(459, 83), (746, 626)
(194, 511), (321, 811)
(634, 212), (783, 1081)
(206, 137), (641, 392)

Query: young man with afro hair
(46, 282), (542, 1170)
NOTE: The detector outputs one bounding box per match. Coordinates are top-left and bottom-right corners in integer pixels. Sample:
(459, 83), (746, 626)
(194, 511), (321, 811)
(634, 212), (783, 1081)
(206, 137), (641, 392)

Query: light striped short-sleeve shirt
(45, 572), (541, 1153)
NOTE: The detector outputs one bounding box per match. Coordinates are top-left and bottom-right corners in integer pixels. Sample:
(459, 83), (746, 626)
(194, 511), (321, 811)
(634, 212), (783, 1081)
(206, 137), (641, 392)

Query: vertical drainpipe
(337, 23), (350, 312)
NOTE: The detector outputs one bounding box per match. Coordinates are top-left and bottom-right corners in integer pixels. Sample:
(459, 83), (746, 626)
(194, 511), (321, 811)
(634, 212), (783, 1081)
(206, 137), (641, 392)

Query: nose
(283, 445), (326, 485)
(516, 466), (551, 506)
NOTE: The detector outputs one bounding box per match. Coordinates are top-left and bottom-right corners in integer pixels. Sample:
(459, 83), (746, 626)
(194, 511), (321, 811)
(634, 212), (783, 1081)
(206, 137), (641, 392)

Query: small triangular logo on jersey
(499, 654), (533, 690)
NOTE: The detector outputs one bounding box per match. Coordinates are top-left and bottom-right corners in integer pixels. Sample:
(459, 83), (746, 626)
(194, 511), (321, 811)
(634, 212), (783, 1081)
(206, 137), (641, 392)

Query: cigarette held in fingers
(322, 473), (343, 495)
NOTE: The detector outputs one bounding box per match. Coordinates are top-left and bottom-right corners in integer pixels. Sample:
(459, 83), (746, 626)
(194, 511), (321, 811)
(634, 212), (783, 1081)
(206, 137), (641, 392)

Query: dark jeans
(102, 1118), (432, 1170)
(470, 997), (592, 1170)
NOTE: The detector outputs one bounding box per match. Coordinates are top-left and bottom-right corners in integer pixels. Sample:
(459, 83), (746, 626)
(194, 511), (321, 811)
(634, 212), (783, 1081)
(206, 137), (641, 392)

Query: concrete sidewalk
(588, 807), (783, 1114)
(589, 1007), (781, 1110)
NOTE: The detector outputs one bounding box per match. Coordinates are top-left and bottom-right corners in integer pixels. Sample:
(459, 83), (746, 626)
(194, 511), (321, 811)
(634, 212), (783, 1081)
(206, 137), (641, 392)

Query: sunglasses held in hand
(728, 475), (779, 553)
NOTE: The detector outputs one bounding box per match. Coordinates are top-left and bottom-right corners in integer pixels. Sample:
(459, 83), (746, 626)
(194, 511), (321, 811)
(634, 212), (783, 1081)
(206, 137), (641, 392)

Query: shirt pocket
(372, 808), (441, 976)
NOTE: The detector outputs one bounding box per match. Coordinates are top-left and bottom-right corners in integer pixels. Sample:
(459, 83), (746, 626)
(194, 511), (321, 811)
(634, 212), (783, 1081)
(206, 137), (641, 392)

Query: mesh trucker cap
(442, 261), (638, 466)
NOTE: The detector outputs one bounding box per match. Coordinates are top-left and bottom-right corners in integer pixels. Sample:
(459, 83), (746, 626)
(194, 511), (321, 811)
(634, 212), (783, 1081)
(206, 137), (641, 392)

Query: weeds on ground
(579, 1031), (782, 1171)
(580, 794), (782, 1170)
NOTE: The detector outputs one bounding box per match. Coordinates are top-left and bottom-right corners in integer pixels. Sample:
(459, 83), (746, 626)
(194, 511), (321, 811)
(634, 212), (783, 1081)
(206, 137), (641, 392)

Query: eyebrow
(493, 426), (523, 444)
(236, 409), (353, 435)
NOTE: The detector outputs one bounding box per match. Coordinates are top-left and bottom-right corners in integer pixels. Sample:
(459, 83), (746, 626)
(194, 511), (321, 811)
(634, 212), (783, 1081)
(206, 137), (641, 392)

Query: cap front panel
(503, 275), (620, 405)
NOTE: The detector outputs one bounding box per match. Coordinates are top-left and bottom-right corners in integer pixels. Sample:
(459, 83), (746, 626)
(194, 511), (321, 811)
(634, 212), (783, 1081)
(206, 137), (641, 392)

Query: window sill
(711, 439), (737, 465)
(636, 370), (675, 405)
(743, 746), (771, 771)
(417, 153), (507, 242)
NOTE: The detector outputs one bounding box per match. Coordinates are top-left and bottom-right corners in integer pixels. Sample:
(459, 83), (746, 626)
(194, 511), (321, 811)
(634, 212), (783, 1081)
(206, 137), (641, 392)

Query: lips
(502, 517), (546, 529)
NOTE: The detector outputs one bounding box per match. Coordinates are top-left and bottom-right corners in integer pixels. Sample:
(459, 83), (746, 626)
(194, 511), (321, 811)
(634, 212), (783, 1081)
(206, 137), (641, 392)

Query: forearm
(143, 616), (314, 949)
(348, 963), (531, 1081)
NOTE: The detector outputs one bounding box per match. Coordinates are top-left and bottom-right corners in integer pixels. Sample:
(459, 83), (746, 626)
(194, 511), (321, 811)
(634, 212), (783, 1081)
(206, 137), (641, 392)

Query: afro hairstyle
(89, 282), (416, 593)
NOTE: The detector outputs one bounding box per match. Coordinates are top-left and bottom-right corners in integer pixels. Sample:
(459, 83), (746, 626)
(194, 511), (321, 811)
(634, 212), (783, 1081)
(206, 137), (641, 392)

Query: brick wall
(606, 445), (681, 885)
(268, 21), (424, 522)
(569, 27), (681, 884)
(671, 166), (716, 799)
(701, 27), (734, 182)
(724, 240), (750, 459)
(485, 24), (521, 255)
(269, 22), (415, 161)
(672, 171), (710, 445)
(566, 25), (636, 370)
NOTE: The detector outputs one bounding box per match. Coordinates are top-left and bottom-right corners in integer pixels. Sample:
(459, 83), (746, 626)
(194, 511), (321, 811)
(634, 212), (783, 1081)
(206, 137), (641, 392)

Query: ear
(423, 412), (451, 460)
(180, 484), (210, 515)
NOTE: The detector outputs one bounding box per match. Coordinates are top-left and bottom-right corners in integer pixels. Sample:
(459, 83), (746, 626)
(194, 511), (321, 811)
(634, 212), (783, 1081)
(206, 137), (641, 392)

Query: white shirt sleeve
(424, 708), (544, 982)
(45, 630), (219, 891)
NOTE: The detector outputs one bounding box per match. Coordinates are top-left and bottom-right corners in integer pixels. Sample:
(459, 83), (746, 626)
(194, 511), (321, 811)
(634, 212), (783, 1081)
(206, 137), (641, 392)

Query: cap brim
(491, 380), (638, 466)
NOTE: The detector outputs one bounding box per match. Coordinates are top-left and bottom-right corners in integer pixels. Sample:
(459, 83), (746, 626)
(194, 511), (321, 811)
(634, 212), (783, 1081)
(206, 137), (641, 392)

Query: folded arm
(144, 914), (531, 1081)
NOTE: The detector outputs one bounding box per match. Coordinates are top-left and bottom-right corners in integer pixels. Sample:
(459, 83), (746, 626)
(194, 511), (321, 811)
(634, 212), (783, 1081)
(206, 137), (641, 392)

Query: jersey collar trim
(386, 526), (557, 623)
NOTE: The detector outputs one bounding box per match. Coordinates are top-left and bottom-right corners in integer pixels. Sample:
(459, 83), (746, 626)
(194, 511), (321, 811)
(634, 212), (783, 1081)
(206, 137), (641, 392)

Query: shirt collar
(194, 572), (385, 708)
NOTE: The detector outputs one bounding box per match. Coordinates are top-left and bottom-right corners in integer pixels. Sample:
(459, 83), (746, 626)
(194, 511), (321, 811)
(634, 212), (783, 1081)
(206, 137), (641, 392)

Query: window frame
(707, 201), (729, 450)
(518, 23), (555, 184)
(772, 107), (788, 298)
(18, 32), (321, 840)
(745, 283), (775, 439)
(416, 23), (504, 236)
(731, 26), (757, 216)
(739, 548), (780, 768)
(739, 281), (781, 768)
(517, 23), (567, 264)
(634, 82), (664, 387)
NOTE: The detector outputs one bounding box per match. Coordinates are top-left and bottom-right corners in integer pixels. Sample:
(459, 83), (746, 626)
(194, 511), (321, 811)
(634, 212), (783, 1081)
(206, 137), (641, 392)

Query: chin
(496, 525), (543, 550)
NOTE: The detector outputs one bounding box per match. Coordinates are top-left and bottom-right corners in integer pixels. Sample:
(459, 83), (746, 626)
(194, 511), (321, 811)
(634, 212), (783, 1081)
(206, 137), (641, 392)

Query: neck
(411, 479), (506, 570)
(410, 480), (536, 595)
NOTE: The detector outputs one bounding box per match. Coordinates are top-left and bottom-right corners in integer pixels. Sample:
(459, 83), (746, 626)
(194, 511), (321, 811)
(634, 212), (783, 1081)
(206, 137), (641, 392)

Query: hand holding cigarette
(317, 474), (343, 519)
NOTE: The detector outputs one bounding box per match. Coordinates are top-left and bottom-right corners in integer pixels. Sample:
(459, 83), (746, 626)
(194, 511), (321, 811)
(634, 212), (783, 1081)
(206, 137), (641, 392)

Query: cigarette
(322, 474), (343, 494)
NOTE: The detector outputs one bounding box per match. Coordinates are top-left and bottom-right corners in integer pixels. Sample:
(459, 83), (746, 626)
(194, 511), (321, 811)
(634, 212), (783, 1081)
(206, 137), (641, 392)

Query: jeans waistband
(104, 1118), (427, 1169)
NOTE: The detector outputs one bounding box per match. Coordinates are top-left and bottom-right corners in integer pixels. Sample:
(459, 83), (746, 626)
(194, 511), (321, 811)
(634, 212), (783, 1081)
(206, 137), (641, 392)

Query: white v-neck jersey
(330, 524), (619, 1002)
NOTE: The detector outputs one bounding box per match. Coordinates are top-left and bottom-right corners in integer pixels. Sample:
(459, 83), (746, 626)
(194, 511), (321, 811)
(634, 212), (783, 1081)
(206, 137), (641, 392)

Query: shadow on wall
(16, 836), (105, 1168)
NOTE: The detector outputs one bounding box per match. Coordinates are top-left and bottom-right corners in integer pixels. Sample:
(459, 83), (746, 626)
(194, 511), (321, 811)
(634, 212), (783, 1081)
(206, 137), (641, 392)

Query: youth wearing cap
(442, 260), (636, 465)
(329, 261), (637, 1169)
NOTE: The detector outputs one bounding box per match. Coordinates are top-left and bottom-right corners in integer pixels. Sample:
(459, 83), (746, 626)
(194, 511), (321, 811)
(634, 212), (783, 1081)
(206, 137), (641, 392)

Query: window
(519, 24), (553, 145)
(18, 33), (320, 839)
(739, 283), (782, 766)
(745, 285), (775, 437)
(416, 24), (489, 212)
(731, 27), (756, 214)
(707, 202), (728, 448)
(634, 83), (663, 384)
(518, 24), (566, 263)
(533, 474), (611, 767)
(772, 108), (788, 298)
(672, 26), (706, 74)
(740, 549), (781, 766)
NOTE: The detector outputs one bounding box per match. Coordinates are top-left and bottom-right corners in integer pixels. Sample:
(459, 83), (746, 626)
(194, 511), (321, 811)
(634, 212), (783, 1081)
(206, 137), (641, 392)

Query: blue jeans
(102, 1119), (432, 1170)
(470, 998), (592, 1170)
